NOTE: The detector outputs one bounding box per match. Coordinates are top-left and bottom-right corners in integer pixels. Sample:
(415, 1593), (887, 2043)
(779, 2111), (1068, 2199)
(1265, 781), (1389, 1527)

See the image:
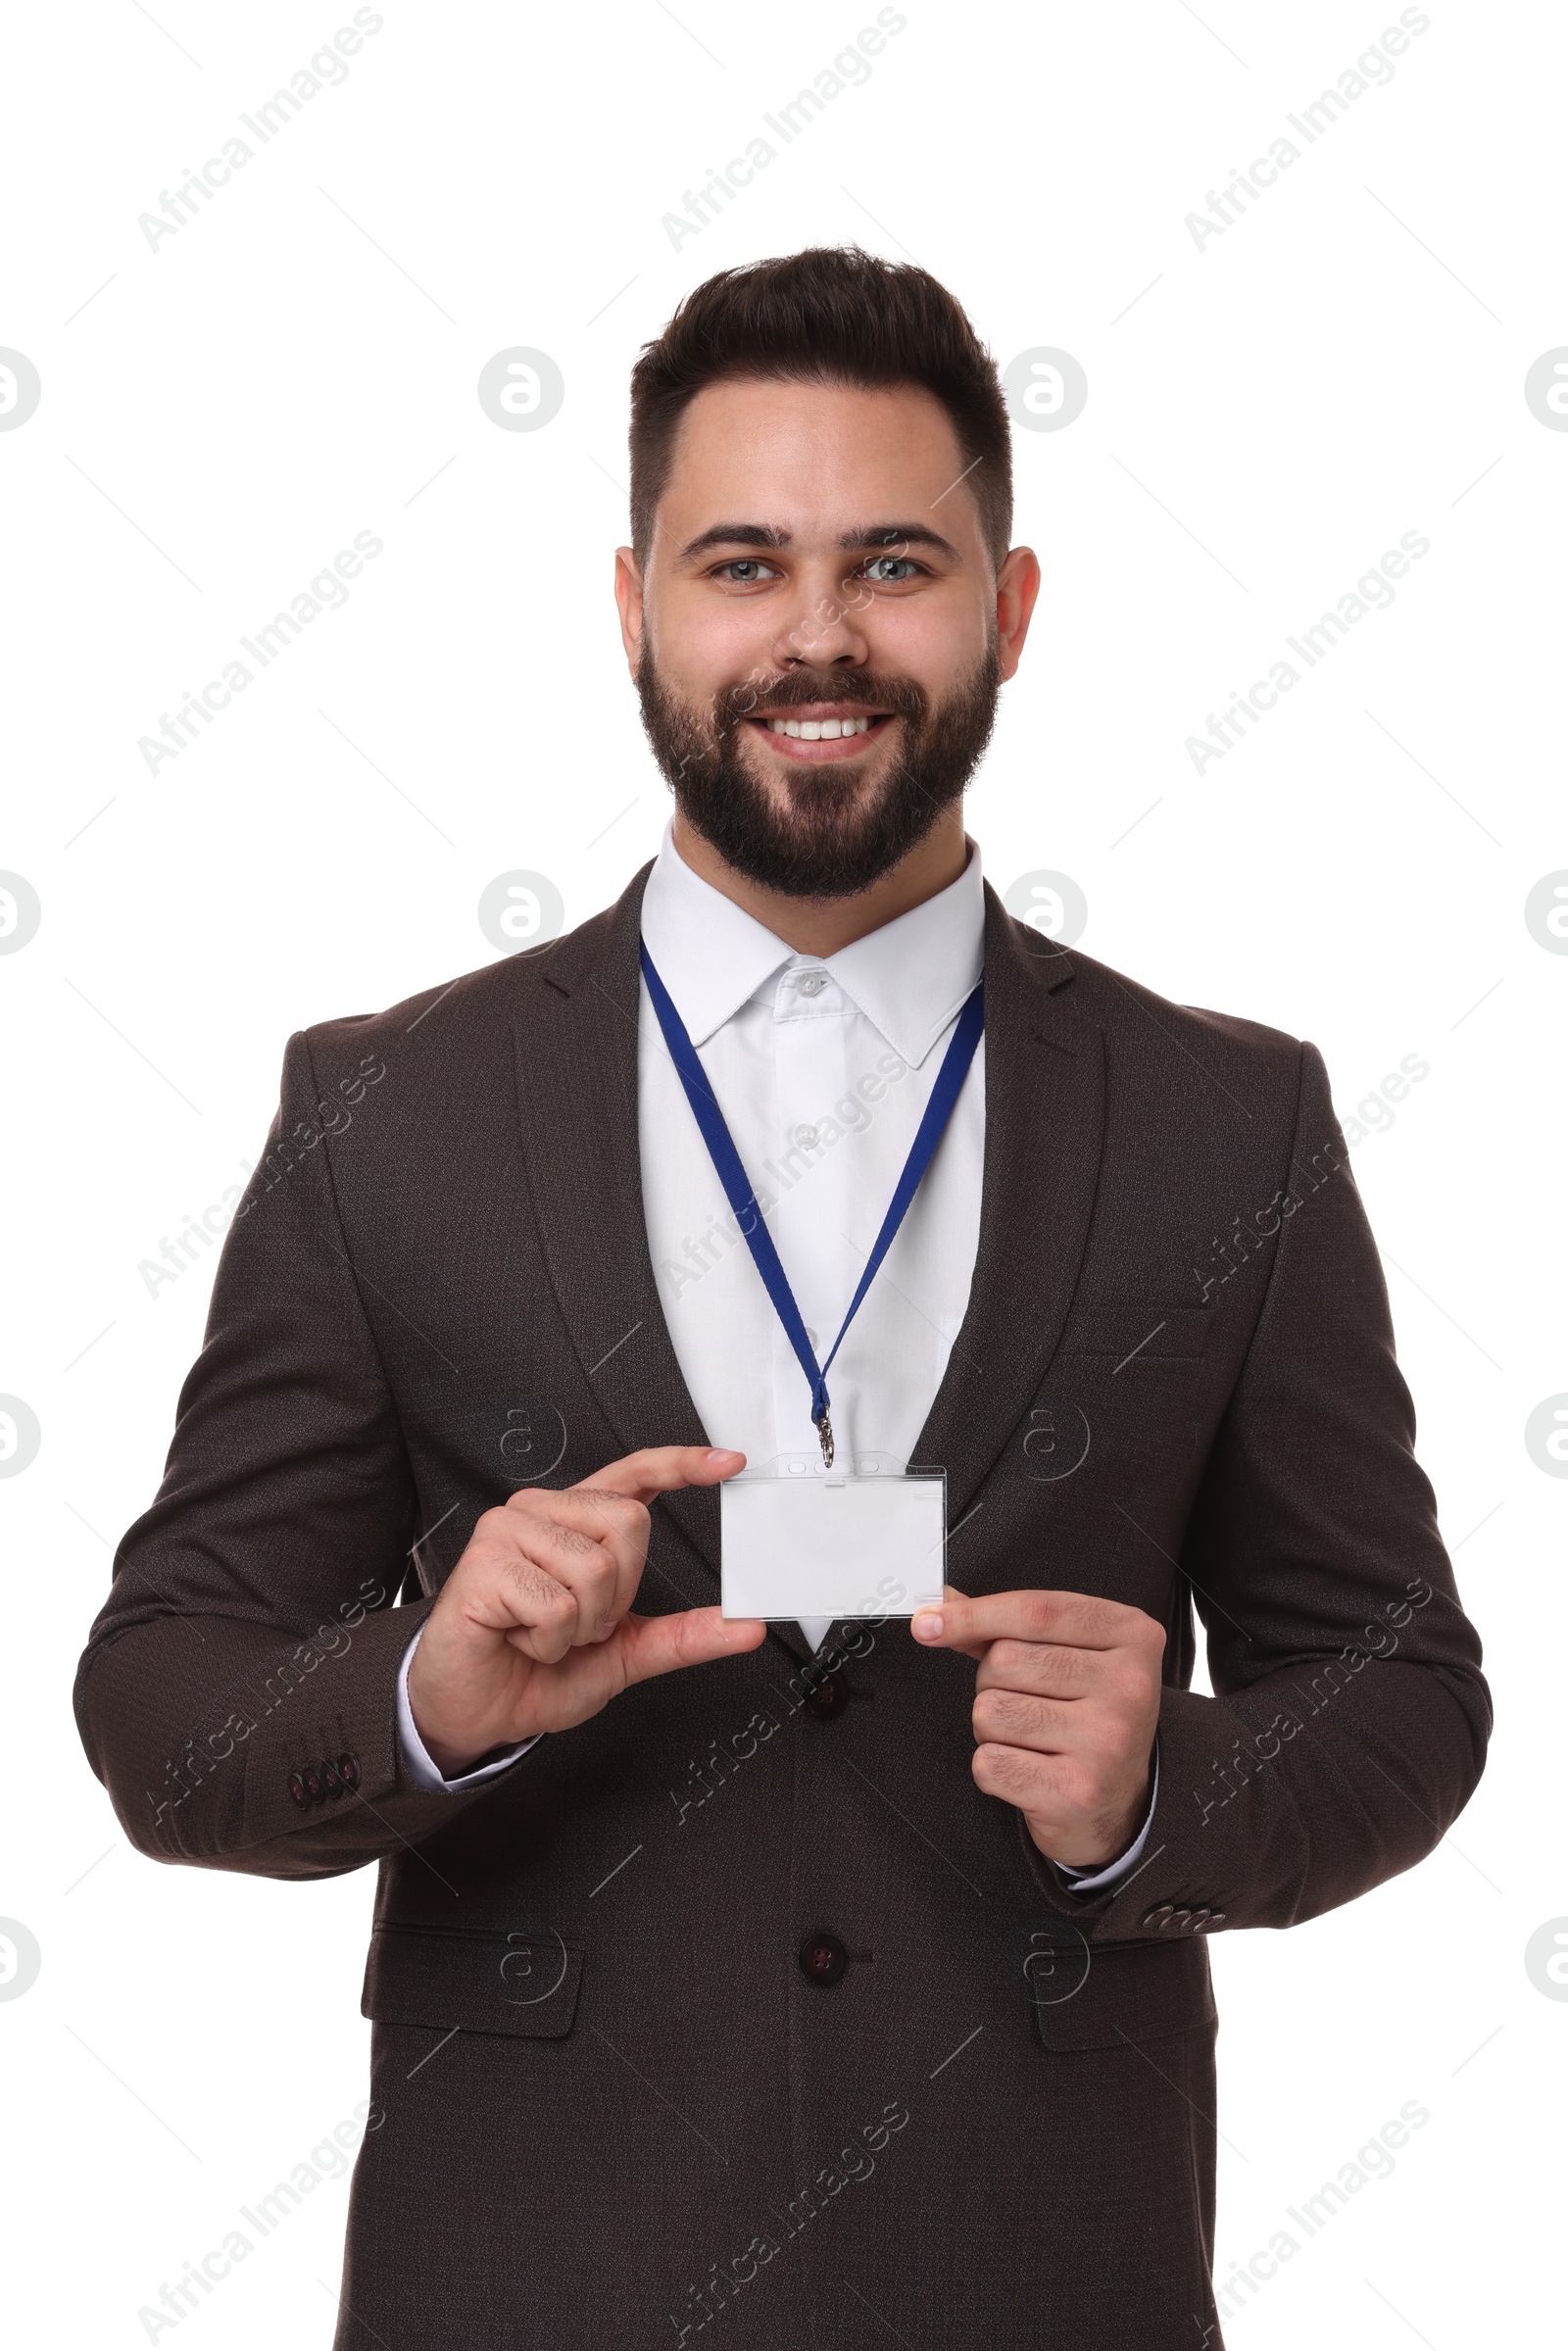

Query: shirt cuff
(1053, 1742), (1160, 1895)
(396, 1624), (543, 1791)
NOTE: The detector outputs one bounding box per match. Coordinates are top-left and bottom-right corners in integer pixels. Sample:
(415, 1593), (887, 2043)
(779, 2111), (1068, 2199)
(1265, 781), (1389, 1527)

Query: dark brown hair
(628, 246), (1012, 567)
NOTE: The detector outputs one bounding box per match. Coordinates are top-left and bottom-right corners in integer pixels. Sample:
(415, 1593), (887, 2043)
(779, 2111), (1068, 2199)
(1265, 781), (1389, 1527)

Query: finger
(499, 1609), (767, 1738)
(503, 1510), (626, 1646)
(974, 1639), (1112, 1700)
(971, 1684), (1100, 1758)
(972, 1743), (1140, 1868)
(617, 1606), (765, 1687)
(459, 1499), (630, 1658)
(573, 1445), (746, 1505)
(465, 1545), (585, 1667)
(972, 1739), (1093, 1820)
(912, 1588), (1159, 1657)
(906, 1583), (987, 1661)
(505, 1487), (653, 1629)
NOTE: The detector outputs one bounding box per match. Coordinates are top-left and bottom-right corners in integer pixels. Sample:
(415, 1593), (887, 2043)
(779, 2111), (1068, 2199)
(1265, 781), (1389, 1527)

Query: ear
(995, 545), (1042, 684)
(614, 546), (644, 677)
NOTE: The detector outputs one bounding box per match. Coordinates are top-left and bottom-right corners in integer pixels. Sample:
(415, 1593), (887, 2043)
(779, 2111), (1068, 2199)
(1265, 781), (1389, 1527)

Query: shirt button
(794, 1123), (819, 1149)
(794, 972), (827, 997)
(798, 1932), (849, 1986)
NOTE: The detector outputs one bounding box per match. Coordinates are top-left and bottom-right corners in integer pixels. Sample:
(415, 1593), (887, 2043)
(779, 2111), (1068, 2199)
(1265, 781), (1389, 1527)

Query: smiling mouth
(745, 703), (896, 758)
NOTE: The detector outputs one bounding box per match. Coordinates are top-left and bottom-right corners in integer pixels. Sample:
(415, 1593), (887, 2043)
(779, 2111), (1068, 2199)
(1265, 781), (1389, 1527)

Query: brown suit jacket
(74, 867), (1489, 2350)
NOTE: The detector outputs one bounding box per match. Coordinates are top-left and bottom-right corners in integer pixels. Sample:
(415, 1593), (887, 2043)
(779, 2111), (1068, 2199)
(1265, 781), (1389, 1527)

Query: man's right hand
(405, 1445), (762, 1776)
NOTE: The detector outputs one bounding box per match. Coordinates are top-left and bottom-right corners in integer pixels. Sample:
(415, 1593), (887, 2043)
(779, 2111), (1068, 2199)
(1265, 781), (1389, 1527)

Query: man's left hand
(911, 1588), (1164, 1870)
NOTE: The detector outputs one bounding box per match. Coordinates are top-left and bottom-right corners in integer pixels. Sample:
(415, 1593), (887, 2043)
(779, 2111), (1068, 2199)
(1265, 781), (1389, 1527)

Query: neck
(669, 806), (969, 955)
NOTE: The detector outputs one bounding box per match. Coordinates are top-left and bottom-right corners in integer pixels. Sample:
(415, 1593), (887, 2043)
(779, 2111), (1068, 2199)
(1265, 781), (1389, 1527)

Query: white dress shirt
(395, 822), (1153, 1890)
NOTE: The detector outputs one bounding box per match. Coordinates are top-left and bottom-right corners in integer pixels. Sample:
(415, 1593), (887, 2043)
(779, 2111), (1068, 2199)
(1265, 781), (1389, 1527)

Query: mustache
(713, 668), (929, 731)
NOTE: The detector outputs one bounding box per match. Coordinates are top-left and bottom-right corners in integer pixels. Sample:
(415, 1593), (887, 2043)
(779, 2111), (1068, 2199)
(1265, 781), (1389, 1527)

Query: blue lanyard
(640, 940), (985, 1467)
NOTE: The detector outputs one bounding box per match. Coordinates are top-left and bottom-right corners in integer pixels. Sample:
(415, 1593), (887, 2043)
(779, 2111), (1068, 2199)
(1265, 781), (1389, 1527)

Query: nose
(768, 570), (872, 673)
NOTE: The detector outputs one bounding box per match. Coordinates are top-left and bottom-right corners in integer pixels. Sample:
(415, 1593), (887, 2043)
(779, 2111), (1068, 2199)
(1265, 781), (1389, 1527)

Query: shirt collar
(639, 819), (986, 1068)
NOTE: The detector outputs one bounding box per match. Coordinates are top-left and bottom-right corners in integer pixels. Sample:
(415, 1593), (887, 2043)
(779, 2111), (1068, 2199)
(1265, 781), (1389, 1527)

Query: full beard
(635, 642), (1002, 901)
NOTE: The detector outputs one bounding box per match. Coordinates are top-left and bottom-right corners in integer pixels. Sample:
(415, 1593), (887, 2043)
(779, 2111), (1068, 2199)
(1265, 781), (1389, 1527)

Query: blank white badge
(720, 1471), (947, 1621)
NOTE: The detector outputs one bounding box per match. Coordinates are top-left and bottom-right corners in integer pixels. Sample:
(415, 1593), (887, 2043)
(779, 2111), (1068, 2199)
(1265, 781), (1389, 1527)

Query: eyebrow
(677, 520), (961, 563)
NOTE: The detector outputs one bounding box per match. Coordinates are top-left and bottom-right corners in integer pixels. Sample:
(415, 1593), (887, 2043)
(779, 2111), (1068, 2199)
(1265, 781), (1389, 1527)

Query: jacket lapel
(512, 864), (729, 1599)
(908, 887), (1106, 1534)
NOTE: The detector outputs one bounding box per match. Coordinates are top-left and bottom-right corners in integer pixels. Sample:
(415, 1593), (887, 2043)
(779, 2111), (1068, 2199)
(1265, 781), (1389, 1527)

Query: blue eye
(862, 556), (919, 583)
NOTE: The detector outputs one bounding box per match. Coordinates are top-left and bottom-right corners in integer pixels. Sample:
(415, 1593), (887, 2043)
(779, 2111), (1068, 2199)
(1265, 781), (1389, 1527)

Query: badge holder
(720, 1453), (948, 1622)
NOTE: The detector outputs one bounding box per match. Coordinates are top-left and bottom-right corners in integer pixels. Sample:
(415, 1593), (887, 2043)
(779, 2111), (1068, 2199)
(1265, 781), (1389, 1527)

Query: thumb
(576, 1445), (747, 1505)
(618, 1605), (765, 1687)
(910, 1584), (986, 1660)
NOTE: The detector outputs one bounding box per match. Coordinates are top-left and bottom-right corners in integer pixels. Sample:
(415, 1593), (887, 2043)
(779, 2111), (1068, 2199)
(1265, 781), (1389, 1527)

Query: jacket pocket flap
(1027, 1930), (1215, 2052)
(362, 1923), (583, 2040)
(1060, 1304), (1211, 1360)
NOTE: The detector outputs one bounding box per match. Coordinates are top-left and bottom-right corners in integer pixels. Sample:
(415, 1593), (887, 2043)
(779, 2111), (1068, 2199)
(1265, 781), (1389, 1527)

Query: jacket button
(287, 1771), (311, 1813)
(338, 1752), (361, 1789)
(804, 1672), (848, 1721)
(1186, 1908), (1210, 1933)
(1165, 1908), (1191, 1934)
(798, 1933), (850, 1986)
(320, 1760), (344, 1801)
(302, 1766), (324, 1805)
(1205, 1911), (1226, 1928)
(1143, 1905), (1173, 1931)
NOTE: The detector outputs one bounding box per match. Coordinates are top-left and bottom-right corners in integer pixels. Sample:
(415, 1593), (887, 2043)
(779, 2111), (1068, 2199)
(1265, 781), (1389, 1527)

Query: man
(75, 248), (1489, 2349)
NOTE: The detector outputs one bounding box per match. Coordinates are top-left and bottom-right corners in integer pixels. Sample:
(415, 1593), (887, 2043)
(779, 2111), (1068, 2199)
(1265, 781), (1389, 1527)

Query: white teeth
(767, 715), (873, 739)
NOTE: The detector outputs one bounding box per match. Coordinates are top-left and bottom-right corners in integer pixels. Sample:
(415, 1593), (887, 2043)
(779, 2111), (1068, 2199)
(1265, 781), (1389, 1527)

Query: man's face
(616, 378), (1038, 899)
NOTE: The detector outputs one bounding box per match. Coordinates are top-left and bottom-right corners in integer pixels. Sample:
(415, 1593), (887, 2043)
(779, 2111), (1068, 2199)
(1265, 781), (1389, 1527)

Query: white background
(2, 1), (1563, 2341)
